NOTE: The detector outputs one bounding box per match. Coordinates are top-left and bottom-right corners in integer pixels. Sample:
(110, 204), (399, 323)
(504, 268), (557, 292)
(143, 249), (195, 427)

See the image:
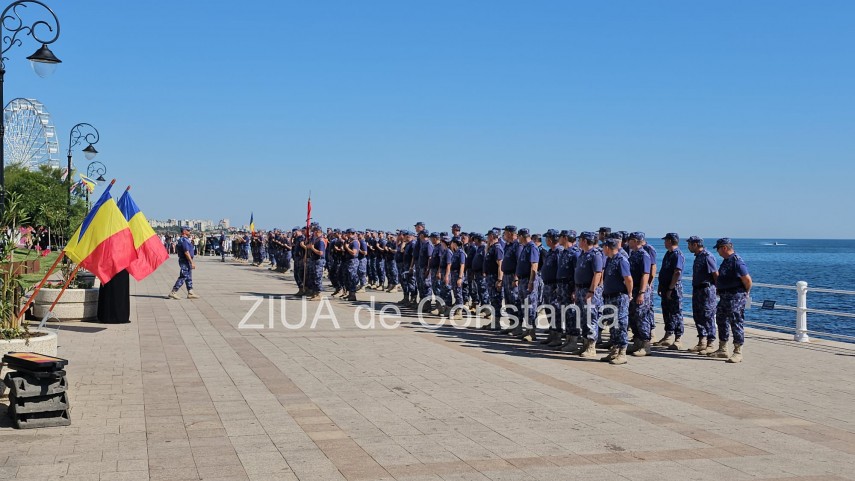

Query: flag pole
(16, 251), (66, 320)
(303, 191), (311, 292)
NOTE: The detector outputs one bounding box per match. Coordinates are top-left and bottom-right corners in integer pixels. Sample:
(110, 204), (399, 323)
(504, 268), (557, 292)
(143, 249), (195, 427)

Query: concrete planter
(32, 288), (98, 321)
(0, 329), (58, 357)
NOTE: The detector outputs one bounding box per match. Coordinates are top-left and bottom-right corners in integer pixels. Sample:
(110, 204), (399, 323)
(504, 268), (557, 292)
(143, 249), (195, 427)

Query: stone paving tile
(2, 256), (854, 480)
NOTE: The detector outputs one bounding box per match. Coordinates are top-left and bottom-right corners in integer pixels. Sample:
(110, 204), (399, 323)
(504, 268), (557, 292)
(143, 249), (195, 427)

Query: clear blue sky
(8, 1), (854, 238)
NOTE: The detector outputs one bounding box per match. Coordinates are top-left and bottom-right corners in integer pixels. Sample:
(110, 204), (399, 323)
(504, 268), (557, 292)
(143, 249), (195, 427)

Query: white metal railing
(673, 278), (855, 344)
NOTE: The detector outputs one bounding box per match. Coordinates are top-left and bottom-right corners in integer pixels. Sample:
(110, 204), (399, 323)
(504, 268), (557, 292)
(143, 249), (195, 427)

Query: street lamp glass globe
(27, 44), (62, 78)
(83, 144), (98, 160)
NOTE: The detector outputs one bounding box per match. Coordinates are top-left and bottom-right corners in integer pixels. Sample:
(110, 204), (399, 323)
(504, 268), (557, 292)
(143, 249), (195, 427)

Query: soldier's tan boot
(631, 340), (651, 357)
(668, 336), (683, 351)
(654, 333), (674, 347)
(610, 347), (628, 365)
(700, 338), (718, 355)
(187, 290), (199, 299)
(687, 338), (706, 353)
(708, 341), (729, 358)
(579, 339), (598, 358)
(600, 346), (618, 362)
(167, 290), (180, 299)
(726, 344), (743, 363)
(451, 308), (463, 321)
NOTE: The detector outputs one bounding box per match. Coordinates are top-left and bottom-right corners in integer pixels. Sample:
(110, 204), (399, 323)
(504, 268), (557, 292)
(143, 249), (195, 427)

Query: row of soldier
(233, 224), (752, 365)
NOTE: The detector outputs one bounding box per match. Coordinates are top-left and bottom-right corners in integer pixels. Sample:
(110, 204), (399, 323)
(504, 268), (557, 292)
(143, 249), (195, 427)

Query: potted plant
(0, 194), (57, 357)
(30, 260), (99, 322)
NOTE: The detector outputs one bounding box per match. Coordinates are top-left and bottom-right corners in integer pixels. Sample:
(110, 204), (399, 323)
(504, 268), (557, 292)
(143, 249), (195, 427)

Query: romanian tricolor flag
(79, 175), (96, 194)
(117, 189), (169, 281)
(250, 212), (255, 234)
(65, 182), (137, 284)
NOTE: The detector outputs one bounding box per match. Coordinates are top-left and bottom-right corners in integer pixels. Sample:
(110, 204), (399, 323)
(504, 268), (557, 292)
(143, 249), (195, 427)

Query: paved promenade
(1, 255), (854, 481)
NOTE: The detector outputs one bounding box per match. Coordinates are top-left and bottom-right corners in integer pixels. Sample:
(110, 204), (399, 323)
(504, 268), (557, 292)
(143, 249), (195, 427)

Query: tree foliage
(3, 165), (88, 241)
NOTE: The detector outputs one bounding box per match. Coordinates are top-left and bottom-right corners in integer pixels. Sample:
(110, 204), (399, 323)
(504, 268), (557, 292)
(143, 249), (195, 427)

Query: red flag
(306, 194), (312, 233)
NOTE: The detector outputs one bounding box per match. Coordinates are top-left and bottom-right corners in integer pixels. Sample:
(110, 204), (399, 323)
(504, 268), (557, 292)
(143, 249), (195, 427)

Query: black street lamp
(66, 122), (99, 232)
(0, 0), (61, 219)
(84, 160), (105, 209)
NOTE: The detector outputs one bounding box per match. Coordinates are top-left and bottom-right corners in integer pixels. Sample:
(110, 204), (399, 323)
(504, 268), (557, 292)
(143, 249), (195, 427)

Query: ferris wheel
(3, 98), (60, 170)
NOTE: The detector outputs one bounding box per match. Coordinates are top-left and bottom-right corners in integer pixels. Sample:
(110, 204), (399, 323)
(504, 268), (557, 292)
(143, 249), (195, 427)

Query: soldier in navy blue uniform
(365, 231), (376, 288)
(686, 236), (718, 354)
(343, 229), (361, 301)
(449, 237), (467, 319)
(385, 232), (399, 292)
(711, 238), (752, 363)
(293, 228), (307, 296)
(376, 231), (388, 290)
(573, 232), (604, 357)
(168, 226), (199, 299)
(401, 231), (417, 304)
(470, 233), (487, 314)
(500, 226), (522, 335)
(305, 226), (327, 300)
(357, 232), (368, 291)
(515, 229), (541, 342)
(482, 229), (505, 330)
(434, 234), (453, 316)
(539, 230), (563, 346)
(416, 231), (434, 310)
(627, 232), (653, 356)
(655, 233), (686, 350)
(555, 230), (582, 351)
(599, 238), (633, 364)
(640, 234), (657, 342)
(460, 233), (474, 310)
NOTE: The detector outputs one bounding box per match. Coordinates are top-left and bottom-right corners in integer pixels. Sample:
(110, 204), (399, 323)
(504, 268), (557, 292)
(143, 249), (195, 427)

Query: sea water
(645, 238), (855, 341)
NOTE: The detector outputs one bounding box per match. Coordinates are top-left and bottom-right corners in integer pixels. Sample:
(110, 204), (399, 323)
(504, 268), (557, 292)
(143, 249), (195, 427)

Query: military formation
(228, 224), (753, 365)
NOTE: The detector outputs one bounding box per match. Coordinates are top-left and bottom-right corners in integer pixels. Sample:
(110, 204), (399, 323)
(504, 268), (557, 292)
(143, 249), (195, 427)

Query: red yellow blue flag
(250, 212), (255, 234)
(117, 189), (169, 281)
(64, 182), (137, 284)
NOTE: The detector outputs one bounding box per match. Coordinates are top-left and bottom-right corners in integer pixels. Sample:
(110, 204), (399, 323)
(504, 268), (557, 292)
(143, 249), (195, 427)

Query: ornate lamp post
(66, 123), (98, 233)
(0, 0), (61, 218)
(84, 160), (105, 209)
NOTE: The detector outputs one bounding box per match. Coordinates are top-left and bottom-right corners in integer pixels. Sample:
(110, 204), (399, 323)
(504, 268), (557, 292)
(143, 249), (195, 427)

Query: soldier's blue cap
(662, 232), (679, 242)
(560, 229), (577, 238)
(440, 231), (448, 237)
(504, 225), (517, 233)
(414, 221), (425, 227)
(714, 237), (732, 248)
(429, 232), (439, 238)
(181, 226), (190, 230)
(579, 231), (597, 241)
(345, 228), (355, 234)
(598, 227), (612, 234)
(607, 232), (622, 240)
(472, 233), (483, 241)
(451, 224), (461, 229)
(629, 231), (645, 241)
(544, 229), (559, 239)
(687, 235), (703, 244)
(441, 235), (452, 243)
(603, 238), (620, 248)
(488, 228), (500, 236)
(450, 236), (462, 244)
(461, 231), (471, 237)
(619, 230), (630, 240)
(518, 228), (530, 236)
(418, 230), (427, 236)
